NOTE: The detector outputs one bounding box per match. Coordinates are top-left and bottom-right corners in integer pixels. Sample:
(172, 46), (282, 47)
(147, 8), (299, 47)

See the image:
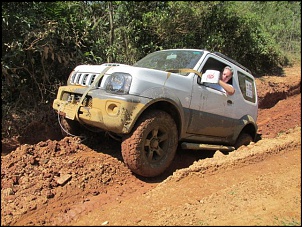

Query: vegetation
(1, 1), (301, 139)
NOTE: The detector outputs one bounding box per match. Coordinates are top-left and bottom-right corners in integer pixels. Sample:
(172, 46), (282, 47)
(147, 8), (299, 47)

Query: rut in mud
(1, 64), (301, 226)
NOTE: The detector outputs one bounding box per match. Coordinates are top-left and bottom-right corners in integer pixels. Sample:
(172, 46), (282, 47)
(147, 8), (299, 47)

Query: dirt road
(1, 64), (301, 226)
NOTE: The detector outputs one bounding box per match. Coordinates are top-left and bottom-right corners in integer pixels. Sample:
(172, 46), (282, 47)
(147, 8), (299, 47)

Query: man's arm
(218, 80), (235, 95)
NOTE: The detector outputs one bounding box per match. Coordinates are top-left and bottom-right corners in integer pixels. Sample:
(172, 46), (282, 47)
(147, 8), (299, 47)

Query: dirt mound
(165, 126), (300, 184)
(1, 136), (139, 225)
(1, 64), (301, 226)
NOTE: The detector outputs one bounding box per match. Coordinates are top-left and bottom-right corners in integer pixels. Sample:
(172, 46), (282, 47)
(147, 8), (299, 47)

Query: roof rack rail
(213, 52), (252, 74)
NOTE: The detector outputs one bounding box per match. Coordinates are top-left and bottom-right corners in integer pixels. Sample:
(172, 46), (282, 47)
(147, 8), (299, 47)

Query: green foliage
(243, 2), (301, 54)
(2, 2), (108, 107)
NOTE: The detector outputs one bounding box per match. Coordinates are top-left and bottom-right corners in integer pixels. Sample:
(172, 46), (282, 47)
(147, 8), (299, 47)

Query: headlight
(104, 73), (132, 94)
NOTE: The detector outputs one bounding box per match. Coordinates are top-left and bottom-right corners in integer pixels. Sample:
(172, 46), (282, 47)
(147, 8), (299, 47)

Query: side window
(201, 57), (225, 75)
(238, 71), (256, 103)
(198, 56), (233, 90)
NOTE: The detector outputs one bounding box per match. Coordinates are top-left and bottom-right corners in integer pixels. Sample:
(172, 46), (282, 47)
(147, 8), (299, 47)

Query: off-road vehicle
(53, 49), (258, 177)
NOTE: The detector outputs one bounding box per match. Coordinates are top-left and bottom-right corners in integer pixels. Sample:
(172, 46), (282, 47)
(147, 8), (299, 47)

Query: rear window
(238, 71), (256, 103)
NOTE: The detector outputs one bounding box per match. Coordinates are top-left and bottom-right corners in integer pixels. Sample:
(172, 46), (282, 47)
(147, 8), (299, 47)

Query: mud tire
(121, 110), (178, 177)
(59, 116), (82, 137)
(234, 132), (253, 149)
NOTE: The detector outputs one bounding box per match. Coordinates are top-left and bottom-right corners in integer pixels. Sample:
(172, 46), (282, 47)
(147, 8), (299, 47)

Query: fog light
(107, 103), (119, 116)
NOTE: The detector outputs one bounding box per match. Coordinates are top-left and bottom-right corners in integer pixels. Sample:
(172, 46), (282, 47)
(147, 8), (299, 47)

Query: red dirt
(1, 64), (301, 226)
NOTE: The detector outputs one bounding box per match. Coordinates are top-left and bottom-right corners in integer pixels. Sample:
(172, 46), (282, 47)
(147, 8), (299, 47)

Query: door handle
(227, 100), (233, 104)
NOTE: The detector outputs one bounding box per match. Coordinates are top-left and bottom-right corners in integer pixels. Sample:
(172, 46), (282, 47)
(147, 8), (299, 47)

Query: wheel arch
(233, 114), (258, 144)
(129, 99), (183, 138)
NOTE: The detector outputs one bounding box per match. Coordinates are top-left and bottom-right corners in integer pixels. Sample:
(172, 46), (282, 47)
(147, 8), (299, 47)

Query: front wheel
(121, 110), (178, 177)
(59, 116), (82, 137)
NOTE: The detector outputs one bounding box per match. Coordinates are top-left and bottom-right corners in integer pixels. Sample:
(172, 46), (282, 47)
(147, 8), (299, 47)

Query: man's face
(222, 69), (233, 82)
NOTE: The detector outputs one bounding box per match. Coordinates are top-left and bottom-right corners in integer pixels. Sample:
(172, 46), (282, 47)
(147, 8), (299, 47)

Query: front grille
(62, 92), (92, 107)
(70, 73), (99, 86)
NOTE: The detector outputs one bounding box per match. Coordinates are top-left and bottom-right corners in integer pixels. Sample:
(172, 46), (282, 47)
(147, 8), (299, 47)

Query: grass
(273, 216), (301, 226)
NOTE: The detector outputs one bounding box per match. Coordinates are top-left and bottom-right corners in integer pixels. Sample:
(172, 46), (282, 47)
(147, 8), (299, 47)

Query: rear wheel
(122, 110), (178, 177)
(234, 132), (253, 149)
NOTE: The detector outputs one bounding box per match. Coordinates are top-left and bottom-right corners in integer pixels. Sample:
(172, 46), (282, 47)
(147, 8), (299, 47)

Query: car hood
(72, 63), (193, 97)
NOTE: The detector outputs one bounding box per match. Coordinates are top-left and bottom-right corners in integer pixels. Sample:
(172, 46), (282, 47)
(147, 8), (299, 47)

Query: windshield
(133, 50), (204, 72)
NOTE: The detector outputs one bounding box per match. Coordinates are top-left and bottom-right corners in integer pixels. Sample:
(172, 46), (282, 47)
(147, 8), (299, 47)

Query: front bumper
(53, 86), (146, 134)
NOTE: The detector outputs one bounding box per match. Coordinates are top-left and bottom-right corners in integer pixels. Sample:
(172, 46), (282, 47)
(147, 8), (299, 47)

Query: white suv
(53, 49), (258, 177)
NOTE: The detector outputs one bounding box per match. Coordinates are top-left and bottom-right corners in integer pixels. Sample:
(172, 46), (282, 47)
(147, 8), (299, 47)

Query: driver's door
(187, 78), (235, 137)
